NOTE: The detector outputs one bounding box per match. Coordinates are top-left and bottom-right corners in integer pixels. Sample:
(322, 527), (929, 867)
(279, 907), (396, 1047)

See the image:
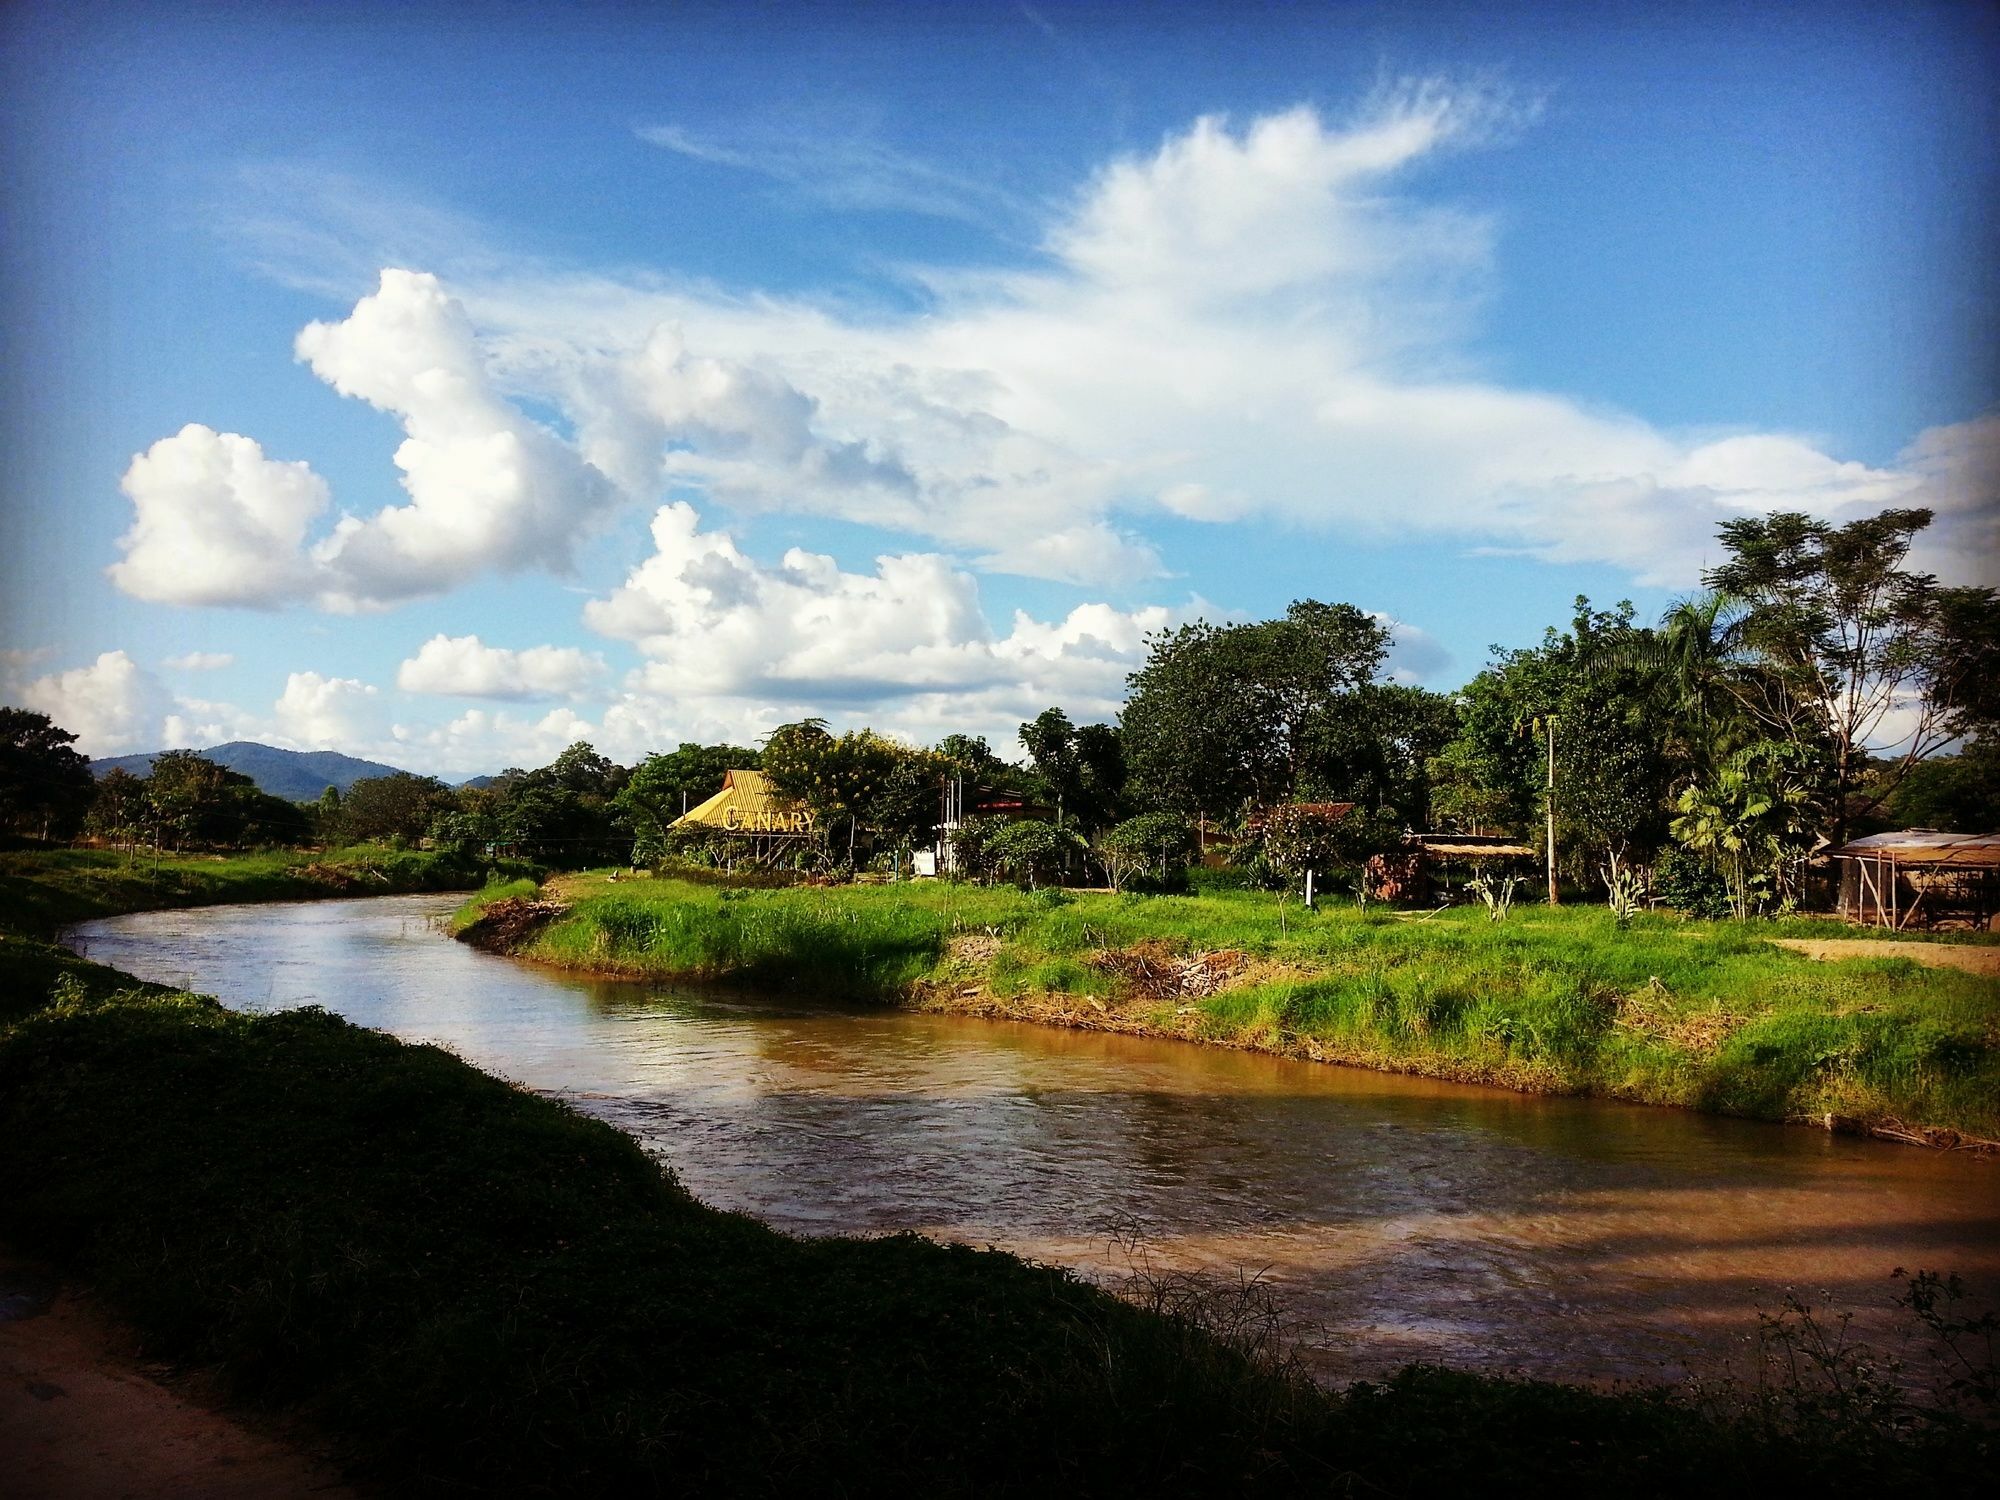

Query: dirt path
(0, 1256), (356, 1500)
(1775, 938), (2000, 978)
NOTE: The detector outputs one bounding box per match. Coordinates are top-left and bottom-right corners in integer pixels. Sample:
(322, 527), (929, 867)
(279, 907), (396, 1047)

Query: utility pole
(1545, 715), (1559, 905)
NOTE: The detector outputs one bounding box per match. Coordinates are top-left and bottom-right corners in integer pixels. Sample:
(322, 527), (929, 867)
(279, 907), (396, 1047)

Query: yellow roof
(670, 769), (816, 835)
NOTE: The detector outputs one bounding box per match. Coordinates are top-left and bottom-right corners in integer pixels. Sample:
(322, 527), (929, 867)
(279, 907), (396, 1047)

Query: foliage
(984, 819), (1087, 888)
(1877, 739), (2000, 834)
(1096, 811), (1198, 892)
(1653, 847), (1732, 920)
(481, 741), (632, 866)
(763, 719), (911, 865)
(1468, 870), (1523, 922)
(1670, 740), (1826, 919)
(0, 707), (96, 840)
(1431, 599), (1671, 870)
(1247, 802), (1386, 888)
(616, 742), (762, 861)
(1123, 600), (1391, 817)
(84, 766), (147, 850)
(1018, 707), (1128, 834)
(334, 771), (460, 845)
(1600, 851), (1645, 929)
(1706, 508), (2000, 841)
(945, 813), (1010, 883)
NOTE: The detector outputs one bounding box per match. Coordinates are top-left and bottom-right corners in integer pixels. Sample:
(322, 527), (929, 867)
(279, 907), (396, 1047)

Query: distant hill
(91, 741), (419, 802)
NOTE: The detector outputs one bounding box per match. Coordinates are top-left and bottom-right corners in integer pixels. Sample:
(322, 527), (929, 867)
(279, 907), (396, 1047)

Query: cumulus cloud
(16, 651), (175, 756)
(457, 82), (1972, 590)
(297, 269), (621, 607)
(109, 425), (331, 607)
(126, 80), (1992, 632)
(272, 671), (381, 748)
(388, 704), (598, 778)
(582, 500), (1188, 753)
(396, 634), (608, 701)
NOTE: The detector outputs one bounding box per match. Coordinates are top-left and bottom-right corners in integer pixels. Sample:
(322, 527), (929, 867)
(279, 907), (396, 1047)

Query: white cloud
(582, 500), (1188, 753)
(162, 651), (236, 671)
(108, 425), (331, 608)
(454, 83), (1966, 591)
(396, 634), (608, 701)
(297, 269), (620, 608)
(16, 651), (175, 756)
(135, 81), (1992, 635)
(389, 704), (597, 778)
(637, 122), (1021, 224)
(272, 671), (381, 749)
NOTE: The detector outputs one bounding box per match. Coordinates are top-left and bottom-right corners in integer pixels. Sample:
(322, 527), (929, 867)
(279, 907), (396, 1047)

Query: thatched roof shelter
(670, 770), (815, 836)
(1402, 833), (1538, 860)
(1826, 829), (2000, 930)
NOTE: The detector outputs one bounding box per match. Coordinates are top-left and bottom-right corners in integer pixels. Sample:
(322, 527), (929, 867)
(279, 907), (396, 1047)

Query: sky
(2, 0), (1995, 778)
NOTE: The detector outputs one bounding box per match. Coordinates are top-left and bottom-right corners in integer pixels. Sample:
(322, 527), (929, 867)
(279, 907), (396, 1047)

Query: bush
(1654, 847), (1731, 920)
(1097, 812), (1198, 892)
(984, 820), (1087, 889)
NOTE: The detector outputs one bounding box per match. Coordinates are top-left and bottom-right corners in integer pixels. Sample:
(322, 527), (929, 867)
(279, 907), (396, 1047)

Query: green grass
(505, 875), (2000, 1137)
(1, 983), (1983, 1495)
(0, 844), (536, 938)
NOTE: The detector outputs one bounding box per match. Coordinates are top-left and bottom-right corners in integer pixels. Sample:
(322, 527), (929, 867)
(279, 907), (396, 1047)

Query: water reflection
(70, 894), (2000, 1386)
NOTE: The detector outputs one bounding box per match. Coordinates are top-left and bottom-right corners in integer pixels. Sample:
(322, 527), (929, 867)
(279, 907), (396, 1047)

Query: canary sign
(721, 806), (815, 833)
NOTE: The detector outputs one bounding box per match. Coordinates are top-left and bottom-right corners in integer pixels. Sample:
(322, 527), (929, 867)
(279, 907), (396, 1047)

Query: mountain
(90, 741), (419, 802)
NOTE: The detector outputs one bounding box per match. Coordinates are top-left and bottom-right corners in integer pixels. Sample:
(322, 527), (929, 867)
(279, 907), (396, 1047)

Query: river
(68, 892), (2000, 1389)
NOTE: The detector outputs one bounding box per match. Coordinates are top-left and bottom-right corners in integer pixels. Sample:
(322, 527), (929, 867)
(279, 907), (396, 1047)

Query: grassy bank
(463, 874), (2000, 1139)
(2, 981), (1986, 1495)
(0, 844), (533, 938)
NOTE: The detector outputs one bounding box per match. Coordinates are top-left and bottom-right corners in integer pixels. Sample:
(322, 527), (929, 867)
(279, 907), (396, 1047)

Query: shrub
(1097, 812), (1198, 892)
(984, 820), (1088, 889)
(1655, 847), (1731, 920)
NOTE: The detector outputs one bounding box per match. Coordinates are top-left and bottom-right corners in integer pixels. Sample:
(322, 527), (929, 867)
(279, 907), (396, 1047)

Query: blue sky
(2, 0), (1994, 775)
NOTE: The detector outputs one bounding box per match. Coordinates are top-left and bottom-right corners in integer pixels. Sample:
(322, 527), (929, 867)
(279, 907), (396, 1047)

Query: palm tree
(1592, 591), (1757, 787)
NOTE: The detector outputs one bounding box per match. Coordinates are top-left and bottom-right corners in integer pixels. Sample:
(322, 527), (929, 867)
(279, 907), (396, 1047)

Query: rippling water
(69, 893), (2000, 1386)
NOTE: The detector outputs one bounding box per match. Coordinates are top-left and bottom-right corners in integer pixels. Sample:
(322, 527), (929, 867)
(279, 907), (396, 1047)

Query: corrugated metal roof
(670, 770), (815, 834)
(1828, 830), (2000, 865)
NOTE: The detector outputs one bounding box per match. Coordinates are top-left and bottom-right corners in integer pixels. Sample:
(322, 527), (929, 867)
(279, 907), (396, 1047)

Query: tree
(1706, 508), (2000, 842)
(761, 720), (906, 867)
(86, 767), (147, 853)
(1123, 601), (1391, 817)
(618, 743), (761, 861)
(1429, 598), (1672, 871)
(1668, 740), (1825, 918)
(144, 751), (234, 851)
(1096, 812), (1197, 892)
(486, 742), (631, 866)
(1879, 738), (2000, 834)
(1018, 709), (1127, 834)
(337, 772), (460, 845)
(0, 708), (96, 841)
(983, 819), (1086, 889)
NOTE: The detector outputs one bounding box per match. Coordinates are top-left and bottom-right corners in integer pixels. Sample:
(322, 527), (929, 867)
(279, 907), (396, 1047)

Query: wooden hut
(1825, 830), (2000, 931)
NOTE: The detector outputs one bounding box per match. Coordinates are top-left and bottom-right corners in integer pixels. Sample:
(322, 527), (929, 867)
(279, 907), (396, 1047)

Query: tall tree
(1123, 601), (1391, 817)
(0, 708), (97, 841)
(1706, 508), (2000, 841)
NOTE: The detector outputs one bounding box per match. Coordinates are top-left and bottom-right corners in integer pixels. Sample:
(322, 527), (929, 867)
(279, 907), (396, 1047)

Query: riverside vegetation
(2, 971), (1994, 1495)
(459, 870), (2000, 1141)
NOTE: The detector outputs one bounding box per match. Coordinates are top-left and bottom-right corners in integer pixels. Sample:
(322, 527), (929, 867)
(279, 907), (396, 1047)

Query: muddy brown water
(68, 894), (2000, 1389)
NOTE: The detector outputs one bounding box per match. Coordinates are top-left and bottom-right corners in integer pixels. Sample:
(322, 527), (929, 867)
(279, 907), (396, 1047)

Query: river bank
(0, 846), (529, 1024)
(3, 969), (1990, 1495)
(458, 872), (2000, 1142)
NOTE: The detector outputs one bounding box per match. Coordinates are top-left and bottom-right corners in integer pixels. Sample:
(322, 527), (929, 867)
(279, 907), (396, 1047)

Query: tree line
(3, 508), (1993, 913)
